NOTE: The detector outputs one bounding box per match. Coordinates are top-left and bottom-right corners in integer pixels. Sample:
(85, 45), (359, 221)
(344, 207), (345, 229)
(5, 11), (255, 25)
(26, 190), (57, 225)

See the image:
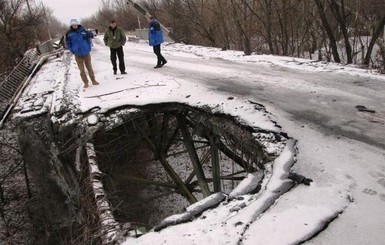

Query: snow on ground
(14, 36), (385, 245)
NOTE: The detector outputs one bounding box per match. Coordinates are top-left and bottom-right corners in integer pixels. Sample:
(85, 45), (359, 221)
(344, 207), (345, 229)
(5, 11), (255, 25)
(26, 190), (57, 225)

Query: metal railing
(0, 40), (63, 128)
(0, 49), (39, 102)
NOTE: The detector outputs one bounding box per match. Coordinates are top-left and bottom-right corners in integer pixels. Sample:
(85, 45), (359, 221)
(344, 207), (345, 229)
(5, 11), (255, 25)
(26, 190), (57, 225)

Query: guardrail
(0, 41), (64, 129)
(0, 49), (39, 102)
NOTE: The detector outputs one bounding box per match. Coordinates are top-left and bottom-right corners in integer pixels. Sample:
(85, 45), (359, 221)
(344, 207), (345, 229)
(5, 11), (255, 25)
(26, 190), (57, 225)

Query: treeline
(84, 0), (385, 70)
(0, 0), (66, 77)
(2, 0), (385, 78)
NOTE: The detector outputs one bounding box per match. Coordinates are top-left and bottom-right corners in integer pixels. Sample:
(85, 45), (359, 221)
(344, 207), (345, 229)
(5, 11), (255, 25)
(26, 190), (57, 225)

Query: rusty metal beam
(158, 154), (197, 204)
(133, 120), (197, 204)
(177, 114), (211, 197)
(209, 134), (221, 192)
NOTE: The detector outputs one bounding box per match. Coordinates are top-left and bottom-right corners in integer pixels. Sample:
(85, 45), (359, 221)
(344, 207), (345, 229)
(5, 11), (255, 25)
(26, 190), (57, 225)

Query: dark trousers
(110, 46), (125, 72)
(153, 45), (166, 66)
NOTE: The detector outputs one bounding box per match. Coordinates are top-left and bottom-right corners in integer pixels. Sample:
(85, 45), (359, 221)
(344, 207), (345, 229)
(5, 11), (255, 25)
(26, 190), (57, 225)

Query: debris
(87, 114), (99, 125)
(154, 193), (227, 231)
(355, 105), (376, 113)
(288, 172), (313, 186)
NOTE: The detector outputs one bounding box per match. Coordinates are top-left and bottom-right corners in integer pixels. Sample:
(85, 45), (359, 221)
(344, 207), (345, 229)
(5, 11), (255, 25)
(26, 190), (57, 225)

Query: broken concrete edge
(81, 100), (279, 133)
(11, 52), (73, 126)
(214, 140), (299, 242)
(228, 172), (265, 199)
(152, 140), (298, 234)
(237, 139), (298, 223)
(79, 103), (293, 235)
(14, 70), (296, 240)
(85, 142), (126, 244)
(15, 116), (81, 233)
(84, 102), (288, 160)
(154, 192), (227, 232)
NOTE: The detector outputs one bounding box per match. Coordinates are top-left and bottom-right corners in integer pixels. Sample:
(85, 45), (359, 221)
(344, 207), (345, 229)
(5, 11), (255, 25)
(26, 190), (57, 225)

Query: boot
(92, 80), (99, 85)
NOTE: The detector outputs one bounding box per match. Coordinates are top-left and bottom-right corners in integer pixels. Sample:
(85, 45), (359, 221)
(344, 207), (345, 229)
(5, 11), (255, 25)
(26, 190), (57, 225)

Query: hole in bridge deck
(93, 104), (282, 232)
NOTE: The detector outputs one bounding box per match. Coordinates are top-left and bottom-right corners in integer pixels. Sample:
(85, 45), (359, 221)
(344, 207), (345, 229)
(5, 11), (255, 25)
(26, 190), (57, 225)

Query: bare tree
(260, 0), (275, 54)
(0, 0), (45, 73)
(177, 0), (219, 47)
(363, 15), (385, 66)
(229, 0), (254, 55)
(360, 0), (385, 66)
(82, 0), (140, 33)
(328, 0), (354, 64)
(212, 0), (232, 50)
(314, 0), (341, 63)
(158, 0), (192, 43)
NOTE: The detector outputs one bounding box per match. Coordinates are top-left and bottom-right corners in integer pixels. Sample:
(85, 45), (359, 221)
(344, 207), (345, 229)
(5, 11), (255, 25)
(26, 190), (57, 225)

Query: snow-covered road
(123, 44), (385, 150)
(121, 40), (385, 245)
(19, 36), (385, 244)
(107, 38), (385, 245)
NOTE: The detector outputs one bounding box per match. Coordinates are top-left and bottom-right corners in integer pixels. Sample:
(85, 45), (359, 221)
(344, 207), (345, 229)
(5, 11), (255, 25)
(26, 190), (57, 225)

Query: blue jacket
(66, 25), (92, 56)
(148, 19), (164, 46)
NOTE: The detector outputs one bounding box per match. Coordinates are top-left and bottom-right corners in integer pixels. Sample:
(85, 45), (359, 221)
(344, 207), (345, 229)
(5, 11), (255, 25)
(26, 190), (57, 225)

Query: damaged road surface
(17, 98), (341, 244)
(9, 38), (385, 245)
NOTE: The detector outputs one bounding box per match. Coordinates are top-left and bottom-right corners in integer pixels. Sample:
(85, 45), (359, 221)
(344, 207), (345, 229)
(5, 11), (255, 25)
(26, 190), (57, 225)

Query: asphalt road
(126, 48), (385, 150)
(108, 44), (385, 245)
(61, 39), (385, 244)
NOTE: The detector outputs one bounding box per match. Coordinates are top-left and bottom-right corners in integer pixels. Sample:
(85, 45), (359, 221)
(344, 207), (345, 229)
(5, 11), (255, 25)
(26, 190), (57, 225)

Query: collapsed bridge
(4, 39), (327, 245)
(17, 96), (292, 243)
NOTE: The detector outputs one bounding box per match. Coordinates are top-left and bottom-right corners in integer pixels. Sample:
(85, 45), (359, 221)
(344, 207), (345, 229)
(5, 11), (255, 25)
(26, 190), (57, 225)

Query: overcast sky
(40, 0), (102, 25)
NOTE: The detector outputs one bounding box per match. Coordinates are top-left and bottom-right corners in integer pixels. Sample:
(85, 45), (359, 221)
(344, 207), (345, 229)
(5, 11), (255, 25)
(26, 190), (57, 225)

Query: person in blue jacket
(66, 19), (99, 88)
(148, 16), (167, 68)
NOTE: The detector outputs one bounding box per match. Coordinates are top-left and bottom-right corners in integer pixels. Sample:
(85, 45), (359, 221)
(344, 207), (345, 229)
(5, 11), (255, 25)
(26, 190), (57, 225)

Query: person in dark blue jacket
(148, 16), (167, 68)
(66, 19), (99, 88)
